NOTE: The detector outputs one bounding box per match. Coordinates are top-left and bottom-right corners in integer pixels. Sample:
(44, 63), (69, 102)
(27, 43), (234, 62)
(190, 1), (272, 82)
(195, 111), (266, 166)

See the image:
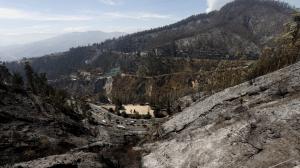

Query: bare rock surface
(12, 152), (103, 168)
(142, 61), (300, 168)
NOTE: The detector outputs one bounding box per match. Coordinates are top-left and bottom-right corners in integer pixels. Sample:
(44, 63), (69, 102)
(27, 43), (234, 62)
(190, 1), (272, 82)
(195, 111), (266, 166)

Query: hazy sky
(0, 0), (299, 46)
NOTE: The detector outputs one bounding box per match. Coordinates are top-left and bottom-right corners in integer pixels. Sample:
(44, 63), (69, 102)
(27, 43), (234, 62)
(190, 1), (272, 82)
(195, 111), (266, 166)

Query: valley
(6, 0), (293, 113)
(1, 0), (300, 167)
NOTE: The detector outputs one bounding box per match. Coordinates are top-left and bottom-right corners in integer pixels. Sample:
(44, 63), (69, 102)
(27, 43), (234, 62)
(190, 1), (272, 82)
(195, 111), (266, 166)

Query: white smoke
(206, 0), (234, 12)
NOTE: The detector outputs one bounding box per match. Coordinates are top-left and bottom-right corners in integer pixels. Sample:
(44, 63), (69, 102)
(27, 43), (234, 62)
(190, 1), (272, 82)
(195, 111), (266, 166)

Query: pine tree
(24, 62), (35, 92)
(12, 73), (24, 90)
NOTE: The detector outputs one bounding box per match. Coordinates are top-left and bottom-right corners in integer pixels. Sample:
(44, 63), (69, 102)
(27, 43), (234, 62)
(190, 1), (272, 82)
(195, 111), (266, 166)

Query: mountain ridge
(0, 31), (124, 61)
(6, 0), (297, 107)
(8, 0), (294, 63)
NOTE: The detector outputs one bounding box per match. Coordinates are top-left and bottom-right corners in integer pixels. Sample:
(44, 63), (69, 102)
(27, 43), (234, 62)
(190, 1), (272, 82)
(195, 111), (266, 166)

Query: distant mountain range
(0, 31), (124, 61)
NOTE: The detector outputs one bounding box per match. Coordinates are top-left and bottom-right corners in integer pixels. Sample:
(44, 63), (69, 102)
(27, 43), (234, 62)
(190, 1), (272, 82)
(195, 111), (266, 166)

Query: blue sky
(0, 0), (299, 46)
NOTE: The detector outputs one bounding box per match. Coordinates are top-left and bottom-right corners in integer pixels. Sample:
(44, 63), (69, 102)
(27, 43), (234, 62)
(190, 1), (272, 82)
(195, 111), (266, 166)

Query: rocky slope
(142, 61), (300, 168)
(2, 60), (300, 168)
(2, 40), (300, 168)
(0, 88), (92, 165)
(0, 65), (153, 168)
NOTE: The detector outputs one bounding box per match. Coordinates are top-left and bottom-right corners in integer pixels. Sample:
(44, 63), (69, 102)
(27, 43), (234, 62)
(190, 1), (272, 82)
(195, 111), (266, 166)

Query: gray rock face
(13, 152), (104, 168)
(142, 61), (300, 168)
(0, 88), (93, 165)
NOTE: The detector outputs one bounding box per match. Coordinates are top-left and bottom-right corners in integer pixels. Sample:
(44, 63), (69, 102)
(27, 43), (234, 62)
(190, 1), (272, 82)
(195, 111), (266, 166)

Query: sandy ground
(101, 104), (154, 116)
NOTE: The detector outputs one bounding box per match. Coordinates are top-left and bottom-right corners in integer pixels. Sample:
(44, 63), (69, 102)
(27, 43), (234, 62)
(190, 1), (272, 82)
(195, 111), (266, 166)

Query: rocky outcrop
(171, 92), (207, 113)
(142, 61), (300, 168)
(12, 152), (103, 168)
(0, 85), (93, 165)
(103, 77), (113, 97)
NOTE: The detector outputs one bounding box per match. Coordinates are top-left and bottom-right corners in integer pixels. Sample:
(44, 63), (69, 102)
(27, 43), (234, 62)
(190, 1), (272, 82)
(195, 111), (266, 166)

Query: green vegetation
(105, 67), (121, 77)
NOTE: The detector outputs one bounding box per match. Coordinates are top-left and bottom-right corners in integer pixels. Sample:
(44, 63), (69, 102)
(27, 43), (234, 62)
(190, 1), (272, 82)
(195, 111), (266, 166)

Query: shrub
(108, 108), (114, 113)
(121, 111), (128, 118)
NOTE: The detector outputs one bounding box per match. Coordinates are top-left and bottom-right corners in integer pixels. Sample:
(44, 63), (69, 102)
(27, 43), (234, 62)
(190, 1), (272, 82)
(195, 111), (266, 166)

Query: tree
(114, 98), (124, 111)
(247, 13), (300, 80)
(34, 73), (49, 96)
(24, 62), (35, 92)
(136, 65), (148, 77)
(24, 62), (52, 95)
(12, 73), (24, 90)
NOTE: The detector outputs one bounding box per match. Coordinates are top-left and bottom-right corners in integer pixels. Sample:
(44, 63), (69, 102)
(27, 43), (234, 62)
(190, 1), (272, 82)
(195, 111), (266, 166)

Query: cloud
(103, 12), (173, 20)
(98, 0), (120, 5)
(63, 26), (92, 33)
(0, 7), (174, 22)
(0, 25), (61, 37)
(0, 8), (92, 21)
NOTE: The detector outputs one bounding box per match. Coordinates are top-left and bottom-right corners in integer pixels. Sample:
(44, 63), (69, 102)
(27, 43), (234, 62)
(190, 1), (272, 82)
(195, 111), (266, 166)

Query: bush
(153, 110), (166, 118)
(143, 112), (152, 119)
(121, 111), (128, 118)
(108, 108), (114, 113)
